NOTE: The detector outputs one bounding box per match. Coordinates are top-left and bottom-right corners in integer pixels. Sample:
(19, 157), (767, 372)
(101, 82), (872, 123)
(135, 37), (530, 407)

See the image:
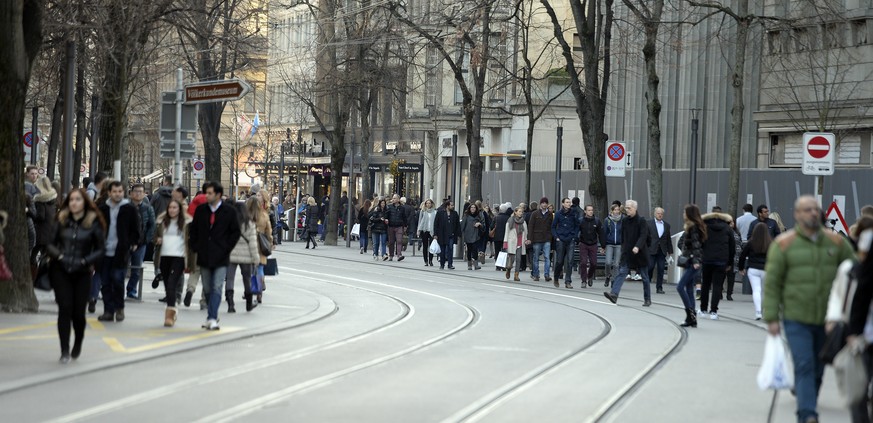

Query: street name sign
(184, 79), (251, 104)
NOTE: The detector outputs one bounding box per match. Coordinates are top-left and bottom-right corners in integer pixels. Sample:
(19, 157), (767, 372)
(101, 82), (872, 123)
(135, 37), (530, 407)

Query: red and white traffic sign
(192, 158), (205, 180)
(825, 200), (849, 236)
(802, 132), (835, 176)
(605, 142), (627, 177)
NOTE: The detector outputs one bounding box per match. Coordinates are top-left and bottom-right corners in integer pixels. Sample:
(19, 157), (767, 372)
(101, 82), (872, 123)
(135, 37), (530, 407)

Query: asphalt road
(0, 243), (851, 422)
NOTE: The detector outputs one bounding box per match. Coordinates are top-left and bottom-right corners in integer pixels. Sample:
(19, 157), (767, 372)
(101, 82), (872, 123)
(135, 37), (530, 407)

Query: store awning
(142, 169), (165, 182)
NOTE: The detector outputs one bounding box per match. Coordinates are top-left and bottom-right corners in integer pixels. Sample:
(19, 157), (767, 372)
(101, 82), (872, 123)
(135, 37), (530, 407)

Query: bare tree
(0, 0), (44, 312)
(540, 0), (614, 217)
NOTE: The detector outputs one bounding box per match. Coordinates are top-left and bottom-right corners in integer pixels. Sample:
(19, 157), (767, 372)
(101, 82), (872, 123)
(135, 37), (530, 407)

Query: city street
(0, 242), (850, 422)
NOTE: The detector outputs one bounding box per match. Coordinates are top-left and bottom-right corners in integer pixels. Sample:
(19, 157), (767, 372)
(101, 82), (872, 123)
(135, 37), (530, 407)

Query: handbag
(34, 258), (52, 291)
(0, 246), (12, 281)
(250, 274), (262, 294)
(257, 232), (272, 257)
(821, 322), (848, 365)
(677, 255), (690, 268)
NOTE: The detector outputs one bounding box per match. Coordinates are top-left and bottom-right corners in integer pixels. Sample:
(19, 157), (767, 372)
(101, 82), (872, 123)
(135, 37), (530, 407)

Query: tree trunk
(0, 0), (43, 312)
(325, 136), (346, 246)
(200, 102), (225, 183)
(46, 74), (63, 180)
(73, 42), (86, 188)
(97, 51), (127, 179)
(641, 1), (664, 208)
(360, 101), (372, 200)
(728, 1), (750, 217)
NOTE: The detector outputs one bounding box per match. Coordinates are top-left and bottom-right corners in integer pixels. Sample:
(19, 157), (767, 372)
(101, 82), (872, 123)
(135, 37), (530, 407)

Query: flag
(250, 111), (260, 138)
(237, 113), (253, 141)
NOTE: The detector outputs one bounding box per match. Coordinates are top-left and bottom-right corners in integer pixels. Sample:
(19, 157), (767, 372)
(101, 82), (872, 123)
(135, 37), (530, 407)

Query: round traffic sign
(193, 160), (204, 171)
(607, 143), (625, 161)
(807, 136), (830, 159)
(23, 132), (33, 147)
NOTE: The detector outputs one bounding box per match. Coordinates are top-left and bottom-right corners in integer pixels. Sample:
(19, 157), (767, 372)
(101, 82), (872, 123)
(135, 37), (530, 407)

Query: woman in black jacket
(738, 223), (771, 320)
(358, 200), (371, 254)
(369, 199), (389, 260)
(305, 196), (319, 249)
(46, 189), (106, 363)
(677, 204), (706, 327)
(699, 212), (735, 320)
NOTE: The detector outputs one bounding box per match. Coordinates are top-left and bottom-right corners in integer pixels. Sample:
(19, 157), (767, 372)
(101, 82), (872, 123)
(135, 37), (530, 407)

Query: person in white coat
(503, 206), (530, 281)
(418, 199), (437, 267)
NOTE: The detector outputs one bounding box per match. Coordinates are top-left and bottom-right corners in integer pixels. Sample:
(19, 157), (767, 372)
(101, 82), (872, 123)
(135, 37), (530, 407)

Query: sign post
(605, 141), (626, 178)
(802, 132), (835, 202)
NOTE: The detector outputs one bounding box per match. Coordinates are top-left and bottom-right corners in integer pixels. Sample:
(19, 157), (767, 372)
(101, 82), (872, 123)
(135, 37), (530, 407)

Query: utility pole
(346, 136), (355, 248)
(451, 133), (458, 204)
(554, 122), (563, 204)
(689, 109), (701, 205)
(174, 68), (183, 185)
(61, 41), (76, 196)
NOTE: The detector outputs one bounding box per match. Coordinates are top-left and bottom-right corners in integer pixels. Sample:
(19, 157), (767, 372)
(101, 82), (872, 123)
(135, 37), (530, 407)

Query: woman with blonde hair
(769, 211), (787, 233)
(418, 199), (437, 266)
(246, 196), (273, 304)
(304, 196), (319, 249)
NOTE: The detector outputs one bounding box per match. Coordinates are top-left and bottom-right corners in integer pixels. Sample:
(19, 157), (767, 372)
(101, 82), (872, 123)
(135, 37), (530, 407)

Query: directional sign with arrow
(184, 79), (251, 104)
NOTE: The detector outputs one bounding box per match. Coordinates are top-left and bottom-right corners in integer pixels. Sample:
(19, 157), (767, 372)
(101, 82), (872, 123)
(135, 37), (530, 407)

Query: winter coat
(604, 216), (623, 245)
(418, 208), (436, 235)
(620, 213), (650, 270)
(460, 214), (484, 244)
(527, 210), (554, 244)
(99, 200), (142, 269)
(433, 208), (460, 242)
(738, 242), (768, 271)
(386, 203), (407, 227)
(763, 228), (855, 325)
(150, 185), (174, 217)
(306, 205), (320, 231)
(189, 201), (242, 269)
(230, 222), (261, 265)
(504, 219), (528, 255)
(579, 215), (604, 247)
(357, 208), (369, 233)
(681, 224), (705, 268)
(46, 210), (105, 274)
(135, 200), (156, 245)
(747, 217), (781, 241)
(701, 213), (735, 266)
(368, 208), (388, 234)
(153, 214), (192, 270)
(551, 207), (580, 243)
(254, 212), (273, 265)
(32, 197), (57, 247)
(493, 209), (512, 246)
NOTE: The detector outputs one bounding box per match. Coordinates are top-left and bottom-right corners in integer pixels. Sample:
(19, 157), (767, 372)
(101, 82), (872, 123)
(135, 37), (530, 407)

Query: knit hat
(498, 203), (509, 213)
(540, 197), (549, 204)
(250, 184), (261, 194)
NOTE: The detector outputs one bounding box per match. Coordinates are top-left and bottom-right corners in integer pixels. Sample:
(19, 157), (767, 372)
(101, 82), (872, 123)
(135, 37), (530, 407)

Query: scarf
(512, 216), (525, 225)
(608, 213), (622, 222)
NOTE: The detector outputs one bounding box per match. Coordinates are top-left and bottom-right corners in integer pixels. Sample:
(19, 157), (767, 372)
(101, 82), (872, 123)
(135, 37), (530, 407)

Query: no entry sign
(802, 132), (835, 176)
(605, 142), (626, 177)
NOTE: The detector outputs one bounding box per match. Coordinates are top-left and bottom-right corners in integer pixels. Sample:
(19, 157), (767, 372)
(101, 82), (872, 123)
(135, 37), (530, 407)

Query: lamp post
(554, 120), (563, 205)
(451, 133), (458, 204)
(689, 109), (701, 205)
(346, 136), (355, 248)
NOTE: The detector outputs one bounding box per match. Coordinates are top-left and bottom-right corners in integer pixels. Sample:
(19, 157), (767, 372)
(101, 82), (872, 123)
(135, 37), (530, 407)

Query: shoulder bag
(257, 232), (272, 257)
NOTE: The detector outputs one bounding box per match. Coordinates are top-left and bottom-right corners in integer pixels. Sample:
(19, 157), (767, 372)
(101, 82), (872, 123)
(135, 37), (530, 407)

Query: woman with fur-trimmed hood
(698, 211), (736, 320)
(46, 188), (106, 363)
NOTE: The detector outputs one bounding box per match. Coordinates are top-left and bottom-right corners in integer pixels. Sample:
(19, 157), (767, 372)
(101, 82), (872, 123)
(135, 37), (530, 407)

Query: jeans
(99, 258), (127, 313)
(126, 244), (147, 294)
(388, 226), (404, 257)
(421, 231), (434, 263)
(227, 263), (254, 297)
(676, 266), (699, 310)
(554, 239), (575, 282)
(700, 263), (727, 313)
(372, 232), (387, 256)
(747, 268), (765, 315)
(52, 267), (90, 355)
(439, 237), (454, 267)
(89, 271), (101, 301)
(610, 259), (652, 300)
(159, 256), (185, 308)
(579, 243), (598, 282)
(647, 251), (667, 291)
(200, 266), (227, 321)
(531, 242), (551, 278)
(783, 319), (827, 423)
(359, 229), (369, 252)
(604, 244), (621, 284)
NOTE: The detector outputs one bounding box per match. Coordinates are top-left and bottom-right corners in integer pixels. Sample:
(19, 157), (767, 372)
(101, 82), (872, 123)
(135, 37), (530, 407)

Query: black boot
(245, 292), (257, 312)
(226, 290), (236, 313)
(680, 308), (697, 328)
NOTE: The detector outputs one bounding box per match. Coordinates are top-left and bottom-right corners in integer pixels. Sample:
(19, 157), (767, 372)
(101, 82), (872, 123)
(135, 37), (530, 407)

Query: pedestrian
(96, 181), (141, 323)
(492, 203), (512, 271)
(552, 197), (580, 289)
(521, 202), (535, 272)
(183, 191), (207, 309)
(386, 194), (407, 261)
(603, 200), (652, 306)
(736, 203), (756, 244)
(697, 211), (734, 320)
(764, 195), (854, 423)
(846, 224), (873, 423)
(647, 207), (673, 294)
(579, 204), (604, 288)
(676, 204), (706, 327)
(126, 184), (155, 299)
(304, 196), (319, 249)
(150, 176), (174, 217)
(47, 189), (106, 363)
(152, 199), (189, 326)
(503, 205), (529, 281)
(461, 203), (485, 270)
(369, 199), (389, 260)
(738, 222), (771, 320)
(247, 195), (273, 304)
(189, 182), (241, 331)
(433, 200), (460, 269)
(358, 200), (371, 254)
(528, 197), (553, 282)
(603, 204), (623, 288)
(770, 211), (787, 233)
(226, 201), (260, 313)
(272, 196), (284, 245)
(725, 218), (743, 301)
(85, 171), (107, 201)
(477, 201), (492, 262)
(31, 176), (58, 265)
(747, 204), (781, 240)
(418, 199), (437, 266)
(402, 197), (416, 252)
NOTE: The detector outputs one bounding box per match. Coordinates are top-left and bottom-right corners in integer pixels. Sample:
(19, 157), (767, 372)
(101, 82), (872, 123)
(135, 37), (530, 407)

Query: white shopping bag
(495, 251), (508, 268)
(429, 239), (441, 255)
(834, 341), (869, 404)
(351, 223), (360, 236)
(757, 334), (794, 390)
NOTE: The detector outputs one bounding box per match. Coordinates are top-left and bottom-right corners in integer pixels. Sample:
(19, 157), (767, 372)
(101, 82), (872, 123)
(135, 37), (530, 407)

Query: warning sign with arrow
(825, 200), (849, 236)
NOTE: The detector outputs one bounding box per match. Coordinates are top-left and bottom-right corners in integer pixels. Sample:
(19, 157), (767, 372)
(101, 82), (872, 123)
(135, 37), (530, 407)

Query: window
(824, 23), (845, 48)
(793, 28), (808, 52)
(573, 34), (583, 52)
(768, 31), (783, 54)
(490, 32), (507, 68)
(852, 19), (869, 46)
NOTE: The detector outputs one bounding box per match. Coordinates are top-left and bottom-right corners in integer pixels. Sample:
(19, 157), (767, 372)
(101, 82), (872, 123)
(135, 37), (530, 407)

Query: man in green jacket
(764, 195), (855, 423)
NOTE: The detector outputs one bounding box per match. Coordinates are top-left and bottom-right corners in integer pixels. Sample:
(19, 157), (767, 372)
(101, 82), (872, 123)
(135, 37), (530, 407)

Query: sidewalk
(0, 259), (335, 394)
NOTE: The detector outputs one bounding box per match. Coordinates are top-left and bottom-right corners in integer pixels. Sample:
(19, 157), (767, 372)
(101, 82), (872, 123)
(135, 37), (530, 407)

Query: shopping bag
(495, 251), (508, 268)
(833, 341), (869, 404)
(250, 274), (262, 294)
(429, 239), (441, 255)
(351, 224), (361, 236)
(757, 335), (794, 390)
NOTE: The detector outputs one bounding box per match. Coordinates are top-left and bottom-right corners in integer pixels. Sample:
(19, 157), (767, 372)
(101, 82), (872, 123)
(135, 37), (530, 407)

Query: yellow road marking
(87, 318), (105, 331)
(102, 327), (242, 354)
(0, 321), (55, 335)
(0, 335), (57, 341)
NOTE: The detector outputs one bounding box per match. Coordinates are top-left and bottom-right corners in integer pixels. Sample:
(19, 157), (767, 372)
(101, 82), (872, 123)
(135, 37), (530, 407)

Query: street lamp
(689, 109), (701, 205)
